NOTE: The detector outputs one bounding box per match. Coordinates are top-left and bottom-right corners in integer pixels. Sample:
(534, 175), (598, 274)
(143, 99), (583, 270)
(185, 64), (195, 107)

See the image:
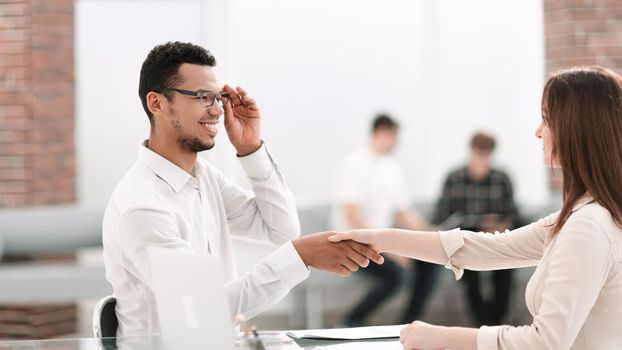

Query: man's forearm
(226, 241), (309, 321)
(236, 143), (300, 242)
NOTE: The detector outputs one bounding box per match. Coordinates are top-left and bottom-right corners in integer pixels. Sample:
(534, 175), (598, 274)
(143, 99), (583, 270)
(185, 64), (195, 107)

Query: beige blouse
(439, 195), (622, 349)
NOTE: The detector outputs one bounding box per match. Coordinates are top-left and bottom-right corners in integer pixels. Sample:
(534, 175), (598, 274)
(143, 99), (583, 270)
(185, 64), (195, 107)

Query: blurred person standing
(433, 131), (519, 326)
(331, 114), (440, 326)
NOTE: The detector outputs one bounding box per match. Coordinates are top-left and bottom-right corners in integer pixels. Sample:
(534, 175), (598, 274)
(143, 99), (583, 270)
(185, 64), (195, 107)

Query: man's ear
(147, 91), (167, 117)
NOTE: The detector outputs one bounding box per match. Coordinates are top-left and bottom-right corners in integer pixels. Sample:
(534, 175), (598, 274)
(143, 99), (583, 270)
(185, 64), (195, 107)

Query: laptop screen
(148, 248), (234, 350)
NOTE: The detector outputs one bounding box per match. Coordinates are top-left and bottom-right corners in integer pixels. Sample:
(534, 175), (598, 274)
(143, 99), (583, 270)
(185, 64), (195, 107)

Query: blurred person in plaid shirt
(432, 131), (520, 326)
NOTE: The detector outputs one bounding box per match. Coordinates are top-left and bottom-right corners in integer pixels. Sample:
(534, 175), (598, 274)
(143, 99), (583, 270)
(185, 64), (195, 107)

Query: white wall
(424, 0), (547, 207)
(76, 0), (548, 210)
(76, 0), (201, 208)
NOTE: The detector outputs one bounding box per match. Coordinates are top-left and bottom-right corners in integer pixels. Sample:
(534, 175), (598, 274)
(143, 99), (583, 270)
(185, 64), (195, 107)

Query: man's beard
(178, 132), (215, 152)
(171, 111), (215, 153)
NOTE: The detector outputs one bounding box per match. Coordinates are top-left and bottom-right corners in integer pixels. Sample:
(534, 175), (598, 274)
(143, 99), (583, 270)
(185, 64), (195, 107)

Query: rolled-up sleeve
(439, 228), (466, 279)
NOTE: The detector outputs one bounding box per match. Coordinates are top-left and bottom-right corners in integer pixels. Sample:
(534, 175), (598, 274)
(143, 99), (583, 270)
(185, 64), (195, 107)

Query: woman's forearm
(400, 321), (478, 350)
(441, 326), (479, 350)
(378, 229), (449, 265)
(443, 327), (478, 350)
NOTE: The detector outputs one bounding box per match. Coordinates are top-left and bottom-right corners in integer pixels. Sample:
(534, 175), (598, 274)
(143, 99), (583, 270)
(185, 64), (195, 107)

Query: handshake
(291, 231), (384, 277)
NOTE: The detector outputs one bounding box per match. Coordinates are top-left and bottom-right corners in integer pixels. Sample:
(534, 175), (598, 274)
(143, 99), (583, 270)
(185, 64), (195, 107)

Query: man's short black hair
(371, 114), (399, 133)
(138, 41), (217, 125)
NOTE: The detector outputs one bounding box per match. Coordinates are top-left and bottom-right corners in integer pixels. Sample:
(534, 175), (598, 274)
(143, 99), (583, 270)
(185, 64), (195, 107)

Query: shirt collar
(138, 140), (193, 193)
(572, 193), (595, 212)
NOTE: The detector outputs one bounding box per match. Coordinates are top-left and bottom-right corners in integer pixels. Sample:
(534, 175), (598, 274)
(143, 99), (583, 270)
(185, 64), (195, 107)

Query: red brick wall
(0, 0), (75, 208)
(0, 305), (76, 339)
(543, 0), (622, 192)
(544, 0), (622, 73)
(0, 0), (76, 339)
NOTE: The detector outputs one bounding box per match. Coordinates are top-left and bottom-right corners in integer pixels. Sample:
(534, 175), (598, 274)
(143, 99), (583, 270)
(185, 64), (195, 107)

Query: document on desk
(287, 324), (406, 340)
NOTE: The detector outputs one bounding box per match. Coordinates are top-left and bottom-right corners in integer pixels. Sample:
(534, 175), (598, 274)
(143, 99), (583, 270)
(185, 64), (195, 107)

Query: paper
(316, 341), (403, 349)
(286, 324), (406, 340)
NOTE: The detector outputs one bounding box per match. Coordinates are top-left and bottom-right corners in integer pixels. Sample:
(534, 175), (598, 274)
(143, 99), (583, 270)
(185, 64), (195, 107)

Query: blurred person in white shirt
(331, 114), (439, 326)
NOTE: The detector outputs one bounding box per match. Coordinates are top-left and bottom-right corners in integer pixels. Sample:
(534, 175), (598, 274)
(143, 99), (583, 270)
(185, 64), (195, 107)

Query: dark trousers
(346, 257), (440, 326)
(461, 269), (513, 326)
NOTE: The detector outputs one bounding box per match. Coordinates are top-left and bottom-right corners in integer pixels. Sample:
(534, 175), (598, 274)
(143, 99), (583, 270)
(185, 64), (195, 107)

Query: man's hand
(222, 84), (261, 156)
(292, 232), (384, 277)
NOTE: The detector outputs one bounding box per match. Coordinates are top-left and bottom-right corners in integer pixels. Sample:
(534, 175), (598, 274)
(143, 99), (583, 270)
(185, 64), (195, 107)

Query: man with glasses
(102, 41), (383, 336)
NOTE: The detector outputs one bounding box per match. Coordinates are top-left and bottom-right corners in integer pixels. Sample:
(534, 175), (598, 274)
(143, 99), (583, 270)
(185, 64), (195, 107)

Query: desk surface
(0, 335), (399, 349)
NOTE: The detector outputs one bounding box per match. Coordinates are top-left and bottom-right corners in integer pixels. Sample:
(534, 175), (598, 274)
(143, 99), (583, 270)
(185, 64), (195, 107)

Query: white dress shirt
(439, 195), (622, 349)
(102, 142), (309, 336)
(331, 148), (409, 230)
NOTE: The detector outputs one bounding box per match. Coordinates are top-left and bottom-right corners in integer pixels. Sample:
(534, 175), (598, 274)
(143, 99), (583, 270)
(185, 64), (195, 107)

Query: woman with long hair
(329, 66), (622, 349)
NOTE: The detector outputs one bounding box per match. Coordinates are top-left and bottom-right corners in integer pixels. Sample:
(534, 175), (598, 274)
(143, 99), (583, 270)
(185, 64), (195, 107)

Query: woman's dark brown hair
(542, 66), (622, 235)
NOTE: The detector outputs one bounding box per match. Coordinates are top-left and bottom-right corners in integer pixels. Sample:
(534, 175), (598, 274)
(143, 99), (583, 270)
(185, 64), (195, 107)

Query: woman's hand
(400, 320), (445, 350)
(328, 229), (386, 253)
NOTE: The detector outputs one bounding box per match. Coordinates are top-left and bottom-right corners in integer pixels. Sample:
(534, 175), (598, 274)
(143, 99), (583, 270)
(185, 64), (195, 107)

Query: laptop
(147, 248), (234, 350)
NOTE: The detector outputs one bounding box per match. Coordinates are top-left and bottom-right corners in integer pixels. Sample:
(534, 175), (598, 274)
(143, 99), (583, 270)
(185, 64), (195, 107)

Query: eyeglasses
(158, 87), (230, 108)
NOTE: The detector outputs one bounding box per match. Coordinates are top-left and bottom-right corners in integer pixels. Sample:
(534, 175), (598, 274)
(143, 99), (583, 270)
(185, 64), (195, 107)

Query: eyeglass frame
(155, 87), (231, 108)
